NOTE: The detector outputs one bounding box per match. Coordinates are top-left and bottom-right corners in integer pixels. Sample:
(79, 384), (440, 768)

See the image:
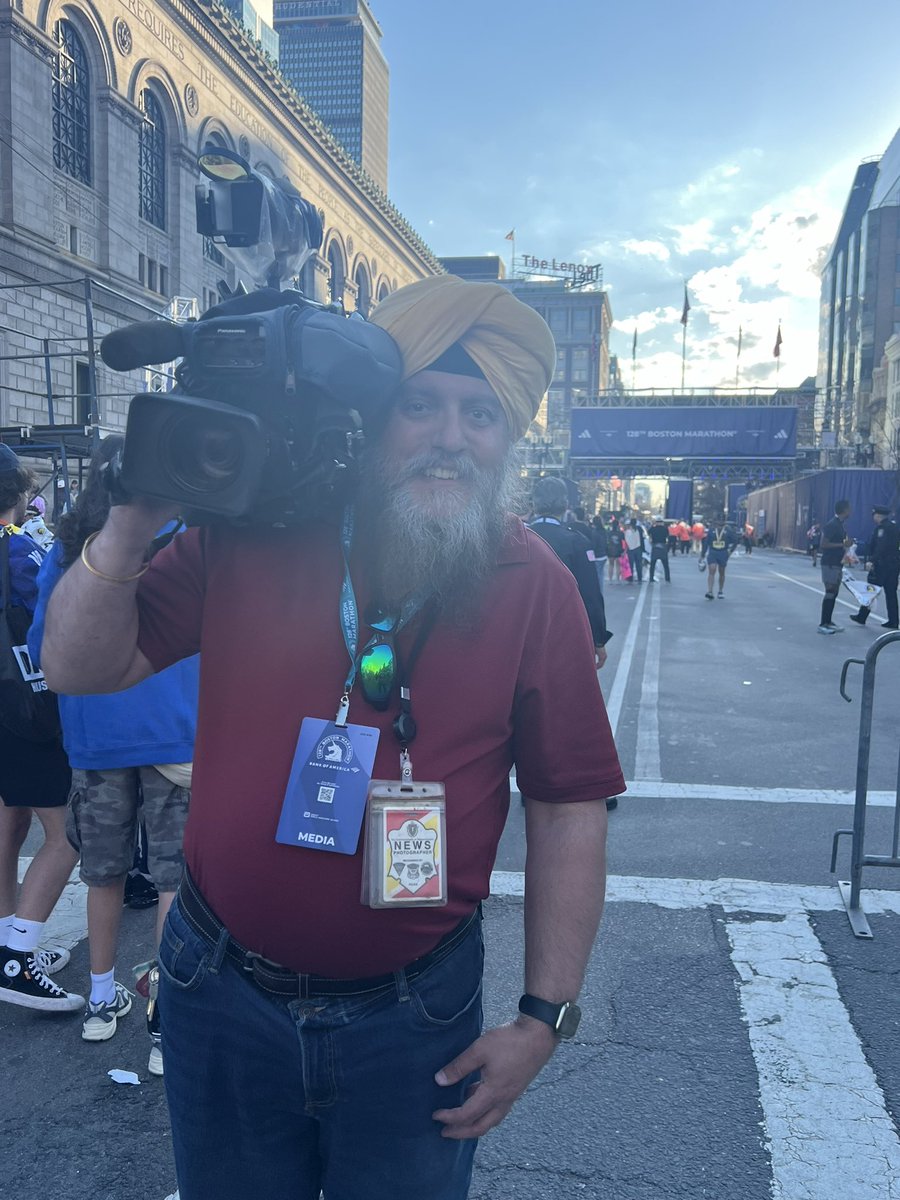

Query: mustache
(390, 452), (480, 484)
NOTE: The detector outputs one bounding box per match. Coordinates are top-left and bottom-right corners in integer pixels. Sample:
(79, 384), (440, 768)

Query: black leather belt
(177, 867), (479, 999)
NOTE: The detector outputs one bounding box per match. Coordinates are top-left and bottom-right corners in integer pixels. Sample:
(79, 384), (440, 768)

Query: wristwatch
(518, 993), (582, 1039)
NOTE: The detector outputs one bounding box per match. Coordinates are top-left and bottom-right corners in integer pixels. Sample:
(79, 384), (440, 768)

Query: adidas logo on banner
(578, 430), (592, 439)
(775, 429), (789, 439)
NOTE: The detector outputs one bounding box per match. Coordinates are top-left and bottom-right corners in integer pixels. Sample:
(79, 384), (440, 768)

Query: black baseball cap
(873, 505), (891, 516)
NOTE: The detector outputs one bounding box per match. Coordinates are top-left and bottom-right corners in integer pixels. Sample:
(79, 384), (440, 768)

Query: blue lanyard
(336, 507), (430, 722)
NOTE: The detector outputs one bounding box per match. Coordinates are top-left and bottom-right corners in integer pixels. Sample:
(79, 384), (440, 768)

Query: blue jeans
(159, 894), (483, 1200)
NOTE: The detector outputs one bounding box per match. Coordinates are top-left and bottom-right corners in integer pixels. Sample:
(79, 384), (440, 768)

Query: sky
(316, 0), (900, 393)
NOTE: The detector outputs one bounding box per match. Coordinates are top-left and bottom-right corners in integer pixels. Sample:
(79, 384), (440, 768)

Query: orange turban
(370, 275), (556, 441)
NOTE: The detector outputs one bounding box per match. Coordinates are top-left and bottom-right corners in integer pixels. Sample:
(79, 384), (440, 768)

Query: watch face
(556, 1002), (582, 1039)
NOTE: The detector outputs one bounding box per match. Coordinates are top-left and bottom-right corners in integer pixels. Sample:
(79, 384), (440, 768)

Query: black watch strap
(518, 993), (581, 1039)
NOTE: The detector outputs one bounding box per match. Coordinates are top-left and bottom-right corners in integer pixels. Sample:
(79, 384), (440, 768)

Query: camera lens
(162, 414), (245, 495)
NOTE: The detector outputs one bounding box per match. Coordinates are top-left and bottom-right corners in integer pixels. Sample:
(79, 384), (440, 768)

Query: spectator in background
(529, 478), (611, 666)
(22, 495), (54, 550)
(806, 522), (822, 567)
(607, 514), (624, 584)
(817, 499), (852, 635)
(648, 515), (671, 583)
(691, 519), (706, 555)
(0, 444), (82, 1014)
(28, 436), (198, 1074)
(623, 520), (644, 583)
(702, 518), (738, 601)
(678, 521), (692, 554)
(590, 514), (609, 594)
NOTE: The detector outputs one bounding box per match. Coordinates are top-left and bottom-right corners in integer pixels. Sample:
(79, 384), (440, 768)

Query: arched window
(52, 21), (90, 184)
(355, 263), (371, 318)
(328, 242), (345, 305)
(139, 90), (166, 229)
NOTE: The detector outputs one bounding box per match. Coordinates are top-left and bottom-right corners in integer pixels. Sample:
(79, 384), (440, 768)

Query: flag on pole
(632, 328), (638, 357)
(737, 325), (742, 358)
(504, 229), (515, 241)
(680, 284), (690, 326)
(773, 323), (783, 358)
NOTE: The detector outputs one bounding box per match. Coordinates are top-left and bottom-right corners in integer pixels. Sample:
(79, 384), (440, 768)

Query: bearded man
(41, 276), (624, 1200)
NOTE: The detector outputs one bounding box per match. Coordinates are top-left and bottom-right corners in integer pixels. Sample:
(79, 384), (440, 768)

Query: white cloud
(613, 306), (680, 336)
(671, 217), (717, 256)
(679, 161), (744, 209)
(608, 166), (849, 389)
(620, 238), (671, 262)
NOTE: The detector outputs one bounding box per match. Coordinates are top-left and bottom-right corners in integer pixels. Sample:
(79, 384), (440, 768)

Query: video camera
(100, 145), (403, 524)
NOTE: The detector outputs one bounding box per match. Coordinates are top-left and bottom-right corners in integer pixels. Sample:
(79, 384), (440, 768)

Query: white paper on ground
(108, 1069), (141, 1085)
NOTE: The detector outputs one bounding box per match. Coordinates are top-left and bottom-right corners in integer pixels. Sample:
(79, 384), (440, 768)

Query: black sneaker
(882, 622), (899, 629)
(124, 873), (159, 909)
(0, 949), (85, 1012)
(705, 592), (714, 600)
(849, 613), (868, 626)
(35, 946), (70, 975)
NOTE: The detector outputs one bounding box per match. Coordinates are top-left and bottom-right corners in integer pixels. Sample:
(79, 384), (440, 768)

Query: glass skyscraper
(220, 0), (280, 62)
(273, 0), (388, 191)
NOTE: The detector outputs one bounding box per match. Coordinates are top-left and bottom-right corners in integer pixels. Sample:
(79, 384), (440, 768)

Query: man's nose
(432, 405), (467, 452)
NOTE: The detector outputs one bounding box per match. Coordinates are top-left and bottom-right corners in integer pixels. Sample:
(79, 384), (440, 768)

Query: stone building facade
(0, 0), (439, 449)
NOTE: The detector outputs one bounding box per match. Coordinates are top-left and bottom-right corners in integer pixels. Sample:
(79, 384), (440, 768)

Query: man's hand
(594, 645), (607, 669)
(432, 1016), (558, 1140)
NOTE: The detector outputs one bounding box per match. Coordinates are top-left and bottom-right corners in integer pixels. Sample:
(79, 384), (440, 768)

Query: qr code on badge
(316, 785), (336, 805)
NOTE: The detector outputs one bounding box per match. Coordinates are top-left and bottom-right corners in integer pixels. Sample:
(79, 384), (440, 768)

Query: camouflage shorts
(67, 766), (190, 889)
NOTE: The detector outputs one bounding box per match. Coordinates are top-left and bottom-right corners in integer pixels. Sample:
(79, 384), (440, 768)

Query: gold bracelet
(80, 531), (151, 583)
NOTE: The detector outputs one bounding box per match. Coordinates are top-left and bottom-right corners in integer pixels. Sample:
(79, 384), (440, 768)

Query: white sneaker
(148, 1034), (164, 1077)
(81, 981), (133, 1041)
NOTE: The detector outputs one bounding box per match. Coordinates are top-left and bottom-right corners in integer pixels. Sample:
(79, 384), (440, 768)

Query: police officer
(849, 505), (900, 629)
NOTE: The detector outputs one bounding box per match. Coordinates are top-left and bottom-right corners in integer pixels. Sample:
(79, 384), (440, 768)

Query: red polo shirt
(136, 514), (624, 977)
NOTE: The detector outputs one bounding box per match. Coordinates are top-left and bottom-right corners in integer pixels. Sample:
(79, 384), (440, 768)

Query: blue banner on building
(570, 407), (797, 459)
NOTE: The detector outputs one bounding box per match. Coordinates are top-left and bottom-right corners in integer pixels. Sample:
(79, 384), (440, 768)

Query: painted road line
(490, 870), (900, 915)
(769, 570), (857, 611)
(622, 780), (896, 807)
(604, 579), (649, 737)
(633, 583), (661, 780)
(728, 913), (900, 1199)
(509, 780), (895, 806)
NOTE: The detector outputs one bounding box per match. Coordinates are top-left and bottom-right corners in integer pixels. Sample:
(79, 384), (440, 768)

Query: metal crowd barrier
(830, 630), (900, 937)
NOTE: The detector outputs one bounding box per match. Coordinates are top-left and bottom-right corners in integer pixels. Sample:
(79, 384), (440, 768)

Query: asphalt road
(5, 546), (900, 1199)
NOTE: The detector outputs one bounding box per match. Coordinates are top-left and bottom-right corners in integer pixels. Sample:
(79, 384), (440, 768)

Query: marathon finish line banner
(570, 407), (798, 459)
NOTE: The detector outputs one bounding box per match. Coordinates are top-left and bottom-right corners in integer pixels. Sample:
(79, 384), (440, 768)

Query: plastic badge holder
(361, 781), (447, 908)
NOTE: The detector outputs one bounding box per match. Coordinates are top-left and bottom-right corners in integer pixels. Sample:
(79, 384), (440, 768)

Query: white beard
(356, 445), (523, 625)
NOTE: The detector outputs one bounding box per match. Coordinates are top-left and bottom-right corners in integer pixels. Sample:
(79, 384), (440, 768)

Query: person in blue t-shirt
(28, 436), (198, 1075)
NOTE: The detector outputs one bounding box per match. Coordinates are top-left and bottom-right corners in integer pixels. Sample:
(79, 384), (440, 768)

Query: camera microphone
(100, 320), (186, 371)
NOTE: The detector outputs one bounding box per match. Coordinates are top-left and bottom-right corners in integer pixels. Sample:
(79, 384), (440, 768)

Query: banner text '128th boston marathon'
(570, 407), (798, 459)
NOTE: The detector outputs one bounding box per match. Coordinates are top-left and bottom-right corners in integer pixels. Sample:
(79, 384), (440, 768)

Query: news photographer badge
(276, 718), (379, 855)
(361, 781), (447, 908)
